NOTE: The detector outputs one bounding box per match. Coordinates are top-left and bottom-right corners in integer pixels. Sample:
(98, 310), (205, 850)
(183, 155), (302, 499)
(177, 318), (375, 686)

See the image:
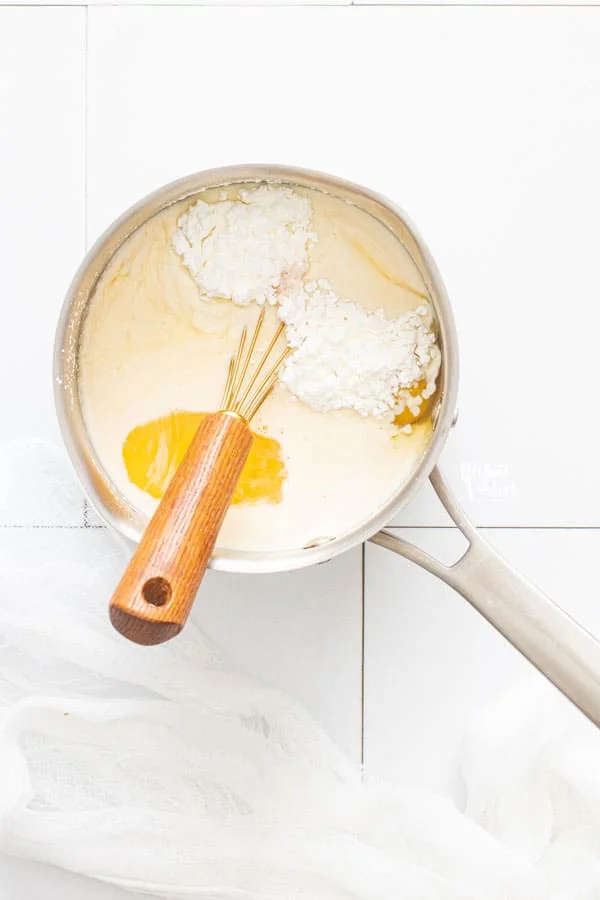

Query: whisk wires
(221, 308), (290, 423)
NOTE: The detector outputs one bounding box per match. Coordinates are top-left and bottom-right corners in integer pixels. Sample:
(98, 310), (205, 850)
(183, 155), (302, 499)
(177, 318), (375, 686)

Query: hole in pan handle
(371, 466), (600, 730)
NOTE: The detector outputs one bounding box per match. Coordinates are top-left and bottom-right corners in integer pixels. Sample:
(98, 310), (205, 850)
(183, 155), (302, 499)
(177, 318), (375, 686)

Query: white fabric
(0, 442), (598, 898)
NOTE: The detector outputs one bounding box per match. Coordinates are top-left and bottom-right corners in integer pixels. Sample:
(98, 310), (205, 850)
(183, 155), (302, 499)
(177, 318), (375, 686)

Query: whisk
(109, 308), (290, 645)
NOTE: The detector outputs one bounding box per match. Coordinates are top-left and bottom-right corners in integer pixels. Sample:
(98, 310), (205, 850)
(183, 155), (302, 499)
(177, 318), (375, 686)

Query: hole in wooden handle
(142, 576), (172, 607)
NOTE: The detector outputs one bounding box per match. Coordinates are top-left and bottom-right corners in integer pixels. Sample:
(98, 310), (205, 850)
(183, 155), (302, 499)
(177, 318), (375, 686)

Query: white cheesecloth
(0, 441), (599, 899)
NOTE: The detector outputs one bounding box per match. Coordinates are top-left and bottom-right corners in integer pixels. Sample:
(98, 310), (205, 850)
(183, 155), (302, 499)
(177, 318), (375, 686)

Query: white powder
(172, 185), (315, 306)
(279, 280), (440, 418)
(173, 186), (440, 420)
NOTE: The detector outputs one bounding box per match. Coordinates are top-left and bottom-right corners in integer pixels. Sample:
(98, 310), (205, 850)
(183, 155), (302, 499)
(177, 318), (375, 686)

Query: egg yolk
(394, 380), (435, 427)
(123, 411), (286, 504)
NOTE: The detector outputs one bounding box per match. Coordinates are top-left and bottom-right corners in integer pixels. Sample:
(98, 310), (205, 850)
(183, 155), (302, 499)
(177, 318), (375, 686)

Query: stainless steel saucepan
(54, 164), (600, 727)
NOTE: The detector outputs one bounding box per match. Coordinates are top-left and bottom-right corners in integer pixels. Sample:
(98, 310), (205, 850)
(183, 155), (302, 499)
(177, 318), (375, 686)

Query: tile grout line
(0, 2), (349, 5)
(360, 543), (366, 767)
(4, 3), (600, 7)
(82, 3), (90, 529)
(348, 2), (600, 5)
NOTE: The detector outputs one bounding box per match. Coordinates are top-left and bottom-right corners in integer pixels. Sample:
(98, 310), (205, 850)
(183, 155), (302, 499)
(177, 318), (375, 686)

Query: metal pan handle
(371, 466), (600, 728)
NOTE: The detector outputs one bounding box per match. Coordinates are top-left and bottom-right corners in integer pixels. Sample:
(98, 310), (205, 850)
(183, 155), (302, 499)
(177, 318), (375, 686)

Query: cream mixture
(79, 182), (439, 553)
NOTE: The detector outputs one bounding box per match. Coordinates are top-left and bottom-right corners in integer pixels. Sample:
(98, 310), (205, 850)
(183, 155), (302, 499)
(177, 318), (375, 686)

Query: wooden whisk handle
(109, 411), (253, 645)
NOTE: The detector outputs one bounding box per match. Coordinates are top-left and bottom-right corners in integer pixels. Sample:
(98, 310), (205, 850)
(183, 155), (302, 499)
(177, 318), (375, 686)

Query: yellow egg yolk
(123, 411), (286, 504)
(394, 380), (435, 428)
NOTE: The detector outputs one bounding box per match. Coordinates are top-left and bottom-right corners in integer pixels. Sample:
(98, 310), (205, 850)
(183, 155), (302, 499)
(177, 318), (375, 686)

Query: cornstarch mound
(279, 280), (440, 419)
(172, 185), (315, 306)
(173, 185), (440, 422)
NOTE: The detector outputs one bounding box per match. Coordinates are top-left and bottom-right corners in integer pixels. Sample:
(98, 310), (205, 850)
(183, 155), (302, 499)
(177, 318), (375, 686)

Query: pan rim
(53, 163), (459, 573)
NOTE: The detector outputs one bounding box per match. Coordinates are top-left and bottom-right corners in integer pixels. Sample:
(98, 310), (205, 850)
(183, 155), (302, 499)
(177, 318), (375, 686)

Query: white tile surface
(197, 550), (363, 759)
(0, 9), (85, 455)
(0, 442), (84, 526)
(356, 0), (600, 5)
(364, 528), (600, 796)
(86, 6), (367, 236)
(88, 5), (600, 527)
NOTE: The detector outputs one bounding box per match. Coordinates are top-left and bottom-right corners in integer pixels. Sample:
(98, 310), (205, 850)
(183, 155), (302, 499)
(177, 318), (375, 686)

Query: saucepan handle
(371, 466), (600, 728)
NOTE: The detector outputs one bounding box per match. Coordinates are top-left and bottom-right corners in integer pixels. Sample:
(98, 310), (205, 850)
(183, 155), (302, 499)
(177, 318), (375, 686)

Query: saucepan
(54, 164), (600, 728)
